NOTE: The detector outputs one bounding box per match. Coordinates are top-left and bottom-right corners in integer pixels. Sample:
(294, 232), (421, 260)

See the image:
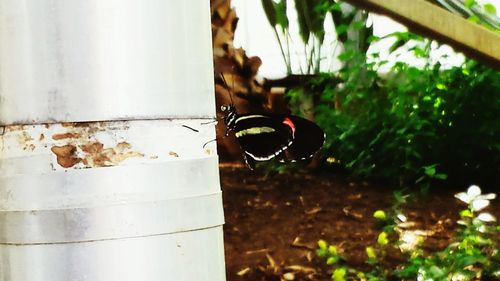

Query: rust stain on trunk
(52, 132), (82, 140)
(28, 121), (145, 169)
(80, 141), (144, 167)
(51, 145), (81, 168)
(5, 125), (26, 132)
(61, 122), (105, 134)
(116, 142), (132, 150)
(17, 131), (35, 151)
(80, 142), (109, 167)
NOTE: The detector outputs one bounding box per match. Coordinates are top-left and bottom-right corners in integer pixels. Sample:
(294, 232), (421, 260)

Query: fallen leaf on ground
(266, 253), (278, 273)
(237, 267), (251, 276)
(291, 237), (315, 250)
(285, 265), (316, 274)
(282, 272), (295, 280)
(305, 207), (322, 215)
(245, 248), (270, 255)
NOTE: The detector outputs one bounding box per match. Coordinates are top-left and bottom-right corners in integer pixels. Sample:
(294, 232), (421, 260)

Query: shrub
(289, 46), (500, 189)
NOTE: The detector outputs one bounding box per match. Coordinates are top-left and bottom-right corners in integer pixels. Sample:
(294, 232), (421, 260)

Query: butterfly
(220, 103), (325, 169)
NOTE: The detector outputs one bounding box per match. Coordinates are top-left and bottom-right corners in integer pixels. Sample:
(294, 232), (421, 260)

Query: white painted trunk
(0, 1), (225, 280)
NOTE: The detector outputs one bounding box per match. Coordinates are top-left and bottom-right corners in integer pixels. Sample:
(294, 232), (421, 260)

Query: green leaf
(352, 20), (366, 30)
(460, 209), (473, 218)
(332, 268), (347, 281)
(294, 0), (326, 43)
(318, 239), (327, 249)
(316, 248), (327, 257)
(337, 50), (354, 61)
(413, 46), (427, 58)
(294, 0), (310, 43)
(331, 3), (342, 12)
(356, 272), (366, 280)
(459, 255), (489, 267)
(377, 232), (389, 246)
(326, 256), (338, 265)
(424, 165), (436, 177)
(433, 97), (442, 108)
(484, 3), (497, 15)
(328, 245), (338, 255)
(309, 0), (327, 41)
(367, 35), (380, 43)
(465, 0), (476, 8)
(261, 0), (277, 27)
(331, 8), (356, 43)
(274, 0), (289, 30)
(468, 15), (480, 23)
(373, 210), (387, 220)
(335, 24), (349, 36)
(435, 83), (447, 90)
(366, 246), (377, 260)
(388, 39), (407, 54)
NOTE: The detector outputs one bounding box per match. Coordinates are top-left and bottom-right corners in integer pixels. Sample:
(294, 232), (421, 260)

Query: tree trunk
(0, 1), (225, 280)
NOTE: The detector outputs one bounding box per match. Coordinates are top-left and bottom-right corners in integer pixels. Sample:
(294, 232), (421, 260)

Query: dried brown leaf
(237, 267), (251, 276)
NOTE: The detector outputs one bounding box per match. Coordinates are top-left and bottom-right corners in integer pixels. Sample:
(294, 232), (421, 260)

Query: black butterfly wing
(234, 114), (294, 163)
(281, 115), (325, 162)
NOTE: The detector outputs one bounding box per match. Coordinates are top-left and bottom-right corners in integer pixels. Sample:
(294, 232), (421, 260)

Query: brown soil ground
(220, 164), (499, 281)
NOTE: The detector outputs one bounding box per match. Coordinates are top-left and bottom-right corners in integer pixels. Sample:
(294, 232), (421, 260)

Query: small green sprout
(377, 232), (389, 246)
(373, 210), (387, 220)
(318, 239), (328, 250)
(317, 186), (498, 281)
(332, 267), (347, 281)
(365, 246), (377, 260)
(328, 245), (338, 255)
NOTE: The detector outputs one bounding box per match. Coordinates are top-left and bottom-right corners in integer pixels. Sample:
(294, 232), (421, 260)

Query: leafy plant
(300, 35), (500, 189)
(261, 0), (291, 73)
(397, 185), (499, 280)
(261, 0), (373, 74)
(263, 2), (499, 188)
(317, 185), (499, 280)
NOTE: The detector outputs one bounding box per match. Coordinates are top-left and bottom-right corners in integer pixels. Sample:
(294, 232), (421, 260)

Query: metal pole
(0, 1), (225, 280)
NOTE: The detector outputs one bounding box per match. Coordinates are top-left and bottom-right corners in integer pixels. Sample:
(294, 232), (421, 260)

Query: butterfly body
(221, 105), (325, 169)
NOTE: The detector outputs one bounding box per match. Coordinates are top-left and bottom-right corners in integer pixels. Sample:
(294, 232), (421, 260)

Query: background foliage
(289, 45), (500, 189)
(261, 0), (371, 74)
(281, 0), (500, 189)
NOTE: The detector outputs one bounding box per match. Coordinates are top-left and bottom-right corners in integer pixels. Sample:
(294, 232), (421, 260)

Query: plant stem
(285, 29), (292, 73)
(315, 36), (322, 73)
(273, 27), (292, 74)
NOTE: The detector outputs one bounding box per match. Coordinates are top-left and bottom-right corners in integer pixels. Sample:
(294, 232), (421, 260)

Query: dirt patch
(221, 164), (499, 281)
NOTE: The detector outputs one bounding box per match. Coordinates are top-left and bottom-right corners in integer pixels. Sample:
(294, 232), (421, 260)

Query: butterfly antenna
(200, 119), (218, 125)
(202, 138), (217, 149)
(220, 73), (234, 106)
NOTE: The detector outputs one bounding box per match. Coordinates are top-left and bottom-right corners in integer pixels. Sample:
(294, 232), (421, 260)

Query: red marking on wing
(282, 117), (296, 137)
